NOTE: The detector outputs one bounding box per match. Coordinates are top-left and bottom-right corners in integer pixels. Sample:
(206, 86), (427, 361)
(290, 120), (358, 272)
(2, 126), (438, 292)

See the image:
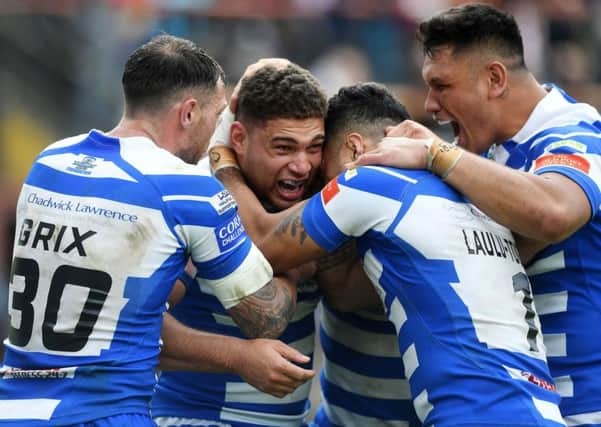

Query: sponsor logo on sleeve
(534, 153), (590, 174)
(321, 179), (340, 205)
(215, 213), (246, 252)
(210, 190), (237, 215)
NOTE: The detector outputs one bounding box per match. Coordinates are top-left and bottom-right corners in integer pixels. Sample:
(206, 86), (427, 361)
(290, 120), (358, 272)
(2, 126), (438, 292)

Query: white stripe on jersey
(402, 344), (419, 381)
(544, 333), (567, 357)
(196, 245), (272, 309)
(220, 405), (309, 427)
(564, 410), (601, 426)
(292, 298), (320, 322)
(212, 313), (236, 326)
(154, 416), (233, 427)
(321, 304), (400, 357)
(531, 131), (601, 151)
(554, 375), (574, 398)
(532, 397), (566, 425)
(413, 389), (434, 424)
(323, 183), (402, 237)
(526, 251), (566, 276)
(0, 399), (60, 420)
(224, 379), (311, 405)
(38, 153), (137, 182)
(362, 166), (418, 184)
(389, 297), (408, 335)
(323, 360), (411, 399)
(320, 399), (410, 427)
(535, 291), (568, 316)
(288, 333), (314, 356)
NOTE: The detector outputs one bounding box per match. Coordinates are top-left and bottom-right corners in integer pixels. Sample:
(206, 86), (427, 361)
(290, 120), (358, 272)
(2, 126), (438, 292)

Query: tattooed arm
(315, 241), (383, 312)
(215, 167), (328, 272)
(227, 274), (297, 339)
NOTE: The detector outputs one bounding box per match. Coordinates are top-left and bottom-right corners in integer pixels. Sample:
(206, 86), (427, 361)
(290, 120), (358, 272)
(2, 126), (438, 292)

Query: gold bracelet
(209, 146), (240, 173)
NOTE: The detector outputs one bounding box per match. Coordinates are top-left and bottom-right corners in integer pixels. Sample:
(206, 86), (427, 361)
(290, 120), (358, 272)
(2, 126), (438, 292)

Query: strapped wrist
(426, 138), (463, 180)
(209, 146), (240, 173)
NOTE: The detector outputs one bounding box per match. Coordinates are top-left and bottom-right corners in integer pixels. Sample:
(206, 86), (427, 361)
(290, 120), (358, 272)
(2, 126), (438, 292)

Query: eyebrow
(270, 135), (325, 144)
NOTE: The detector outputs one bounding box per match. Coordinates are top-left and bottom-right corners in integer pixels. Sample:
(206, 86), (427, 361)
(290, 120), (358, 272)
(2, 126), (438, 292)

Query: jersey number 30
(9, 256), (112, 352)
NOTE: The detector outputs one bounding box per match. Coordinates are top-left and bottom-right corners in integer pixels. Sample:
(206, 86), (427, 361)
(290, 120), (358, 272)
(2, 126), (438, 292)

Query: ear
(486, 61), (508, 99)
(230, 121), (247, 156)
(345, 132), (367, 160)
(179, 97), (198, 128)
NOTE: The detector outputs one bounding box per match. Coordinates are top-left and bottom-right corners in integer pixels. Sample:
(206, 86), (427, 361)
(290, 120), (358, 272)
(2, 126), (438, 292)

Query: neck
(107, 117), (160, 144)
(498, 73), (547, 142)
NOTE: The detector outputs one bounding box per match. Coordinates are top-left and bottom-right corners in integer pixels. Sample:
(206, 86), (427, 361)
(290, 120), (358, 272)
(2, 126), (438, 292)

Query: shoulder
(336, 166), (453, 202)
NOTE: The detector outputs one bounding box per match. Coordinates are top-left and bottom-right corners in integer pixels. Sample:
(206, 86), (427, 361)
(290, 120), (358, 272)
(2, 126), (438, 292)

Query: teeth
(280, 180), (303, 191)
(437, 119), (452, 126)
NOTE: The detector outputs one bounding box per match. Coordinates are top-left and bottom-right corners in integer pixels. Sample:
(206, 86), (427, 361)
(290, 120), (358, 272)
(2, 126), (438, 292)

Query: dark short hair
(326, 82), (411, 144)
(418, 3), (525, 69)
(122, 34), (225, 115)
(236, 64), (327, 126)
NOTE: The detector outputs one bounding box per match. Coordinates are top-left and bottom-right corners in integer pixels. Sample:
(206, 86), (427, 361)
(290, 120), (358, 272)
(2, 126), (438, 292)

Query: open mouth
(435, 117), (461, 146)
(277, 179), (306, 201)
(451, 121), (461, 146)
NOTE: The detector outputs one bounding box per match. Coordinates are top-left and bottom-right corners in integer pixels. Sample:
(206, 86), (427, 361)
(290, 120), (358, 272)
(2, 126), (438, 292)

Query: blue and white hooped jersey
(151, 271), (320, 427)
(302, 166), (565, 427)
(0, 130), (272, 426)
(489, 85), (601, 425)
(313, 302), (419, 427)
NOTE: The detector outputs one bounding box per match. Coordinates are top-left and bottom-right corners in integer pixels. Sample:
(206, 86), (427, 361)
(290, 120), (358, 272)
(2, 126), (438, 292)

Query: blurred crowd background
(2, 0), (601, 356)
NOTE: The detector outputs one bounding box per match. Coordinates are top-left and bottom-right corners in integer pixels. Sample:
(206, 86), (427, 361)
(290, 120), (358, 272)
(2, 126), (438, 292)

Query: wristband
(426, 138), (464, 179)
(209, 146), (240, 173)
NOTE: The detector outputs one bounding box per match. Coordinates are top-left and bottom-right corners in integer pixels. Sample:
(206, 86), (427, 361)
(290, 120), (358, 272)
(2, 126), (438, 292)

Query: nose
(288, 153), (312, 176)
(424, 88), (441, 115)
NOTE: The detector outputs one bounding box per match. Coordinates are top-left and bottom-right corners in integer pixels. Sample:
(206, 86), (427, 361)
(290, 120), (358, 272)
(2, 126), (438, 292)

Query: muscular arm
(444, 154), (590, 243)
(350, 122), (591, 244)
(315, 240), (383, 312)
(215, 167), (328, 272)
(227, 274), (297, 339)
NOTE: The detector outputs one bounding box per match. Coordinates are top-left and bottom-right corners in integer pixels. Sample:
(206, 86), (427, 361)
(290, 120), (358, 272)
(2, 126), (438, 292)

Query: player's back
(0, 130), (233, 426)
(152, 271), (320, 427)
(303, 166), (565, 426)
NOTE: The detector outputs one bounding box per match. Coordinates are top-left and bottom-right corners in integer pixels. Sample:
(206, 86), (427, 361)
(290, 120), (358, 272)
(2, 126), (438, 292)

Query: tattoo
(316, 240), (356, 273)
(227, 278), (295, 339)
(275, 203), (309, 245)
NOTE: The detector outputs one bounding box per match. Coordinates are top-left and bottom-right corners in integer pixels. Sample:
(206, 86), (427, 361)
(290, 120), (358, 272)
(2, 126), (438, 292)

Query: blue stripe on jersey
(497, 85), (601, 419)
(319, 331), (405, 378)
(322, 305), (399, 334)
(317, 379), (417, 422)
(193, 236), (252, 280)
